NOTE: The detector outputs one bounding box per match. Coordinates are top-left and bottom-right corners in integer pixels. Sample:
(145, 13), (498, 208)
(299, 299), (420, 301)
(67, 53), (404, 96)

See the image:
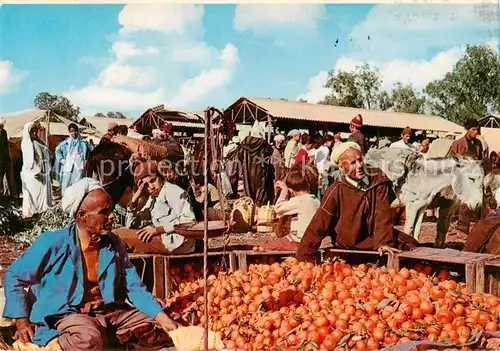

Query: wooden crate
(166, 252), (237, 297)
(321, 248), (395, 270)
(130, 252), (236, 299)
(235, 250), (297, 272)
(394, 247), (496, 294)
(482, 258), (500, 296)
(129, 254), (167, 299)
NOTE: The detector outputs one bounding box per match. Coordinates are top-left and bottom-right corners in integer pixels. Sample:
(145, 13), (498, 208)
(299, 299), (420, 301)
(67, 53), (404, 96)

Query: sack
(231, 197), (254, 232)
(168, 326), (224, 351)
(112, 136), (167, 161)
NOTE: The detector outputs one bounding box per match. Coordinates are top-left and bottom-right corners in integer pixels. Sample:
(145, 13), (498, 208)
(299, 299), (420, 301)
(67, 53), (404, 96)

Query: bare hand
(155, 311), (179, 332)
(137, 227), (158, 243)
(131, 182), (146, 204)
(377, 245), (402, 257)
(15, 318), (34, 344)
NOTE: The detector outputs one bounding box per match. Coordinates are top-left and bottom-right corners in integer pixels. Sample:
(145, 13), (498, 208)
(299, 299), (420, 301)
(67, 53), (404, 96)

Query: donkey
(365, 148), (484, 242)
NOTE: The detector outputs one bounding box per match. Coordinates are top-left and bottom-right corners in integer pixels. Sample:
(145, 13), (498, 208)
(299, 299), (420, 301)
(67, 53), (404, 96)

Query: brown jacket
(296, 167), (396, 262)
(450, 136), (483, 160)
(464, 215), (500, 254)
(348, 130), (369, 155)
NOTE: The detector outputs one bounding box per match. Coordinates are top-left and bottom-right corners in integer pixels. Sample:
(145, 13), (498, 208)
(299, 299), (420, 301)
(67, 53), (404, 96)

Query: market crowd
(2, 113), (500, 350)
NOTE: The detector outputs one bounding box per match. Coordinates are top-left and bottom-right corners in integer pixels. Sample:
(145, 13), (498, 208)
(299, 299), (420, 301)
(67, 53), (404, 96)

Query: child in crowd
(262, 163), (320, 251)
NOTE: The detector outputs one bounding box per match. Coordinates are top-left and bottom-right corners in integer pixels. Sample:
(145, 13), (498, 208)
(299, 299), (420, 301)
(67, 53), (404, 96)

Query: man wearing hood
(270, 134), (286, 182)
(284, 130), (301, 169)
(227, 121), (274, 206)
(297, 142), (417, 263)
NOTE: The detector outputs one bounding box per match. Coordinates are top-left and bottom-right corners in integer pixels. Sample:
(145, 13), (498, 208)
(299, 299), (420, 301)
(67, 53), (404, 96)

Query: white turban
(330, 142), (361, 167)
(274, 134), (285, 142)
(0, 117), (5, 126)
(61, 178), (104, 218)
(287, 129), (300, 137)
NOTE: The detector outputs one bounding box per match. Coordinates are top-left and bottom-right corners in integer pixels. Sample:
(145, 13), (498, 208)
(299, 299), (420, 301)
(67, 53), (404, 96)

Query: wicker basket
(230, 197), (254, 232)
(257, 203), (276, 233)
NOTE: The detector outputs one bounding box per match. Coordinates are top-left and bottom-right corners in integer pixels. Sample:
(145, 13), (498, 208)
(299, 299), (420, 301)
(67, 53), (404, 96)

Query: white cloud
(296, 70), (330, 103)
(234, 4), (326, 35)
(112, 41), (159, 62)
(97, 63), (156, 88)
(168, 44), (239, 108)
(65, 85), (165, 112)
(347, 4), (496, 61)
(118, 4), (204, 36)
(0, 60), (28, 94)
(169, 41), (214, 65)
(68, 4), (239, 112)
(297, 46), (465, 103)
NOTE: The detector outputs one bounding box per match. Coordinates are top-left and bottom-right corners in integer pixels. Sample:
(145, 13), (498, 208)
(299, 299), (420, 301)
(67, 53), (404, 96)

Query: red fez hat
(350, 114), (363, 128)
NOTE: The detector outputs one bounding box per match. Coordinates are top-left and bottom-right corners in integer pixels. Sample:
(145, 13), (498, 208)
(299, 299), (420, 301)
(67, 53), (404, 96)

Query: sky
(0, 3), (498, 118)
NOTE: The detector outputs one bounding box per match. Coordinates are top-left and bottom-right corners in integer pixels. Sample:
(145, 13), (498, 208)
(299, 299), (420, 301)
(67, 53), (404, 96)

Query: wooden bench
(394, 247), (497, 294)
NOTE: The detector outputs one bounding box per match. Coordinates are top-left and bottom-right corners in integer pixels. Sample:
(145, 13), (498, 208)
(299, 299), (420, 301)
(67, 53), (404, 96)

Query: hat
(134, 161), (159, 183)
(274, 134), (285, 142)
(402, 127), (412, 136)
(330, 142), (361, 167)
(350, 114), (363, 128)
(0, 117), (5, 126)
(287, 129), (300, 137)
(164, 123), (173, 134)
(108, 122), (118, 131)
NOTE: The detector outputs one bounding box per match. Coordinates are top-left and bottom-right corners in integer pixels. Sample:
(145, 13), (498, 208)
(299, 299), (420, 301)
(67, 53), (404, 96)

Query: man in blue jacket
(2, 178), (178, 350)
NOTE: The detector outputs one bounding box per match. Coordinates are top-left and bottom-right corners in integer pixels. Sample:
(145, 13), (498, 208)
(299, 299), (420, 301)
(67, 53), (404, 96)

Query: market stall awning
(224, 97), (464, 133)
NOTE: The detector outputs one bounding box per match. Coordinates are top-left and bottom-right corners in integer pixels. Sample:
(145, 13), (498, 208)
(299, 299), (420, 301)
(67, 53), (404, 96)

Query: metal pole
(203, 108), (209, 351)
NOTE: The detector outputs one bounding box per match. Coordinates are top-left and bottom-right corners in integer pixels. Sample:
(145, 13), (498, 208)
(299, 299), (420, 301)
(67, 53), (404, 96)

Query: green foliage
(17, 206), (70, 245)
(389, 82), (426, 114)
(425, 45), (500, 124)
(34, 92), (81, 122)
(319, 44), (498, 122)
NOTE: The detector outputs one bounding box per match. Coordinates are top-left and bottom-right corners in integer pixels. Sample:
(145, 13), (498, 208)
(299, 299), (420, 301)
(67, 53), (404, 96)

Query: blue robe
(2, 224), (163, 346)
(55, 137), (93, 195)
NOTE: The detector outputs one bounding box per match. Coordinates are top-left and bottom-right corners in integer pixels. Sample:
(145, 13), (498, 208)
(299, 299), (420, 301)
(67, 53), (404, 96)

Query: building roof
(227, 97), (464, 133)
(4, 109), (94, 138)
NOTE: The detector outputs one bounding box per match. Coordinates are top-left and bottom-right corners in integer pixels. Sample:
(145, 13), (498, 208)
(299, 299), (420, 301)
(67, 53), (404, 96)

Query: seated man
(297, 142), (417, 263)
(2, 178), (178, 351)
(115, 161), (196, 255)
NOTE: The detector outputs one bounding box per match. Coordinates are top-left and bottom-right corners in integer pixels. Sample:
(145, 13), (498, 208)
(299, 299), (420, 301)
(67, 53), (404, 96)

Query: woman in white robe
(20, 122), (53, 218)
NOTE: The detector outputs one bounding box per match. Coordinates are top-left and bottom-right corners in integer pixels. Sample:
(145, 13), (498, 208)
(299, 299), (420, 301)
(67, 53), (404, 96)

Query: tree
(34, 92), (81, 121)
(425, 45), (500, 124)
(389, 82), (426, 114)
(377, 91), (393, 111)
(321, 63), (382, 110)
(94, 112), (105, 117)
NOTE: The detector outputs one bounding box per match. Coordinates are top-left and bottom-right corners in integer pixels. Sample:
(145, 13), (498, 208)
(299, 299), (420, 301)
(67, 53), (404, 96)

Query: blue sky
(0, 4), (497, 118)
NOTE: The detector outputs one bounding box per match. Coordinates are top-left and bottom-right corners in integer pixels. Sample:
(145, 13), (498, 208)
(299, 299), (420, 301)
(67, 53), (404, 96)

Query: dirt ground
(0, 236), (28, 286)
